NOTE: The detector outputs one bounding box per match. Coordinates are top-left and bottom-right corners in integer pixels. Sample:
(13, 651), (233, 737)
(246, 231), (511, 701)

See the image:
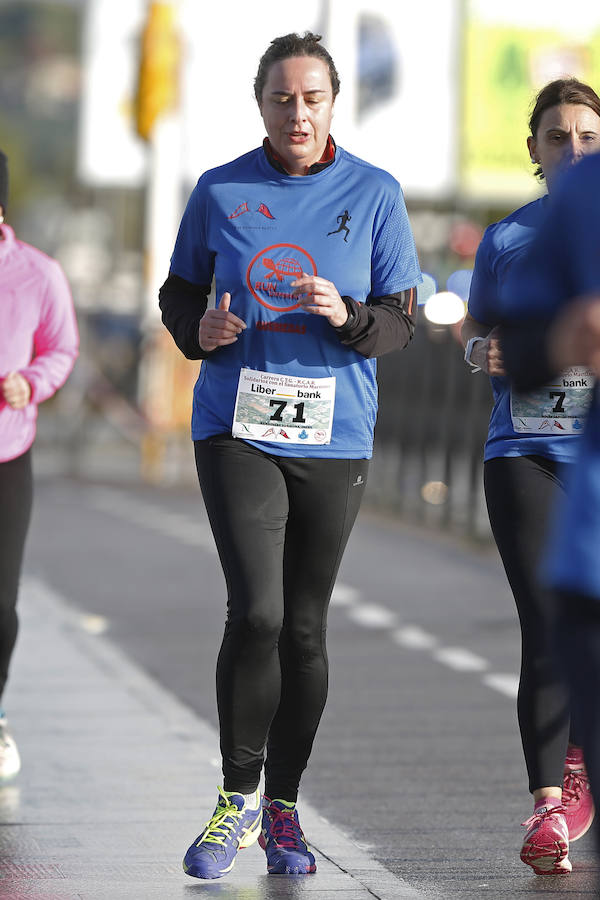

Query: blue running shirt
(500, 154), (600, 597)
(169, 144), (421, 458)
(468, 195), (579, 463)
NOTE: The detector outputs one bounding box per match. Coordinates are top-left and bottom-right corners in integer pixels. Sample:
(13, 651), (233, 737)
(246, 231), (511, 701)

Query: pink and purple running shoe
(563, 744), (595, 842)
(520, 804), (571, 875)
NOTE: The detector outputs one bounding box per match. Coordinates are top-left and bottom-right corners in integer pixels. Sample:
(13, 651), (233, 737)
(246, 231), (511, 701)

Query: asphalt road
(21, 468), (600, 899)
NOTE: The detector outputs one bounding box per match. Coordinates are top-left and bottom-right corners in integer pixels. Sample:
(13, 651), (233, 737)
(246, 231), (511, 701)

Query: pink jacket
(0, 224), (79, 462)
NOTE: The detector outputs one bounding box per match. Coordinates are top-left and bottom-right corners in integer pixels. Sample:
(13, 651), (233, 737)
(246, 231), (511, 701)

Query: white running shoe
(0, 717), (21, 780)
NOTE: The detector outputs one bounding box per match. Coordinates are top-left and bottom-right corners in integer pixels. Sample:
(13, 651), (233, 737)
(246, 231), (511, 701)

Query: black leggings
(0, 449), (33, 703)
(484, 454), (576, 793)
(195, 434), (368, 801)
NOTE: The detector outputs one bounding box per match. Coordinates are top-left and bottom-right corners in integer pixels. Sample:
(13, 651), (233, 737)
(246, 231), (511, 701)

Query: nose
(567, 134), (584, 163)
(288, 96), (307, 123)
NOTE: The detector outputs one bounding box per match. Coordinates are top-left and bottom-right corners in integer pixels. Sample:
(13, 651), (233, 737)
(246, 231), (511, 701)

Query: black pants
(195, 434), (368, 801)
(484, 454), (576, 793)
(0, 449), (33, 702)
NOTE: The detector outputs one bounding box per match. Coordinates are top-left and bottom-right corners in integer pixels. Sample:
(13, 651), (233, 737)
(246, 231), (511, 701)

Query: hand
(199, 292), (246, 353)
(2, 371), (32, 409)
(291, 272), (348, 328)
(471, 327), (506, 376)
(547, 293), (600, 375)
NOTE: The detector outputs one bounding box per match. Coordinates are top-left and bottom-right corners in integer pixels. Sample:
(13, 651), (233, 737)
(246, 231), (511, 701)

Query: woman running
(461, 78), (600, 876)
(159, 31), (421, 881)
(0, 148), (78, 780)
(500, 149), (600, 858)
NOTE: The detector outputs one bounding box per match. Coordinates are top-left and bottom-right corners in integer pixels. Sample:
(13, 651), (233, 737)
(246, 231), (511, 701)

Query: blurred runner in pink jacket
(0, 148), (78, 779)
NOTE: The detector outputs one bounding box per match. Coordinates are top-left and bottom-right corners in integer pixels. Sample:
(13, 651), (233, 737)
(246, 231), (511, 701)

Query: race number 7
(269, 399), (307, 423)
(549, 391), (566, 413)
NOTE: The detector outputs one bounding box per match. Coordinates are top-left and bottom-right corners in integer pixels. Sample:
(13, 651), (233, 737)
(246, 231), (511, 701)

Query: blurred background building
(2, 0), (599, 538)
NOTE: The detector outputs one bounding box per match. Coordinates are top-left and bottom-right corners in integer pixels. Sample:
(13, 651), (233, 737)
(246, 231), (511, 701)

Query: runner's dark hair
(529, 77), (600, 180)
(254, 32), (340, 104)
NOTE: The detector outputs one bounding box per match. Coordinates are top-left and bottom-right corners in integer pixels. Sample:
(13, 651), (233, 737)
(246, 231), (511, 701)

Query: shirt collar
(263, 135), (336, 175)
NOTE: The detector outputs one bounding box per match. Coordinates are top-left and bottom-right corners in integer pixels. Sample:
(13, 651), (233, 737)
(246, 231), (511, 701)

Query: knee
(226, 608), (283, 646)
(281, 619), (326, 661)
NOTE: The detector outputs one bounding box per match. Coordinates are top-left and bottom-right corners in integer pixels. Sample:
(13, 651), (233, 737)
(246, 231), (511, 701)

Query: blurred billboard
(77, 0), (460, 200)
(74, 0), (600, 205)
(462, 0), (600, 202)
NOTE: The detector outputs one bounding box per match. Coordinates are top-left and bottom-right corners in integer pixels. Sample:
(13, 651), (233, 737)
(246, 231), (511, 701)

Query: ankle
(534, 795), (562, 812)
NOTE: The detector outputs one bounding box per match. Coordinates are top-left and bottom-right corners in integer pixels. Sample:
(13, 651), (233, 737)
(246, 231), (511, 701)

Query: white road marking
(393, 626), (438, 650)
(330, 584), (361, 607)
(482, 673), (519, 698)
(347, 603), (398, 629)
(432, 646), (489, 672)
(83, 488), (519, 702)
(79, 614), (110, 635)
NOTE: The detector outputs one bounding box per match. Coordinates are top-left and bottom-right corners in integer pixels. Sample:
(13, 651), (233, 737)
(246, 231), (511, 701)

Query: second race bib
(510, 366), (594, 434)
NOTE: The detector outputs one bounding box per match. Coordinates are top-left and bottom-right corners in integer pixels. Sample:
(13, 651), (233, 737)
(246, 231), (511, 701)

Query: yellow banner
(461, 18), (600, 200)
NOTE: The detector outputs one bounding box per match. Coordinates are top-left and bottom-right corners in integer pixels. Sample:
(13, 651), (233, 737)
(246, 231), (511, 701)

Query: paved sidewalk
(0, 577), (427, 900)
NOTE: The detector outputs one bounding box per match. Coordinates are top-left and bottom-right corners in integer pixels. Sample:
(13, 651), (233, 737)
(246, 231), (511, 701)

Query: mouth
(286, 132), (310, 143)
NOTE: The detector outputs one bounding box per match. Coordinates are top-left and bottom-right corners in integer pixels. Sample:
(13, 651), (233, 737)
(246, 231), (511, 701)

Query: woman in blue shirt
(159, 31), (421, 881)
(461, 78), (600, 876)
(500, 151), (600, 859)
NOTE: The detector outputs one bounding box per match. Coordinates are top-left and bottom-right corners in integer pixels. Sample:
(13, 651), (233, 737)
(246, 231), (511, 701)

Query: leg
(0, 450), (33, 703)
(194, 435), (288, 794)
(484, 455), (570, 795)
(557, 590), (600, 855)
(264, 456), (368, 801)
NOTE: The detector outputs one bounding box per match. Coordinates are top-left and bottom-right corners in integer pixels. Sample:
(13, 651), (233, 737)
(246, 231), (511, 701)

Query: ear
(526, 135), (537, 164)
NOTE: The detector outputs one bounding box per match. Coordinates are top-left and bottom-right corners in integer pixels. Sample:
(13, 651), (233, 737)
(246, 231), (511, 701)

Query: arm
(159, 272), (212, 359)
(19, 259), (79, 405)
(460, 311), (505, 376)
(159, 272), (246, 359)
(333, 289), (417, 358)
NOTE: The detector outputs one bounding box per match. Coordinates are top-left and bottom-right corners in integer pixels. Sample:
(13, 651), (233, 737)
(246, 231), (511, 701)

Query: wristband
(464, 336), (484, 372)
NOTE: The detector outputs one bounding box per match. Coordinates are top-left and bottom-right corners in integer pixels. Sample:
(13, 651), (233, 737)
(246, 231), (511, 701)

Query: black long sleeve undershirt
(334, 289), (416, 358)
(159, 272), (417, 361)
(159, 274), (213, 360)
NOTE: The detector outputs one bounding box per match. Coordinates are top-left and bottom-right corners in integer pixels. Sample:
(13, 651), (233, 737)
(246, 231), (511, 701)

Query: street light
(423, 291), (465, 325)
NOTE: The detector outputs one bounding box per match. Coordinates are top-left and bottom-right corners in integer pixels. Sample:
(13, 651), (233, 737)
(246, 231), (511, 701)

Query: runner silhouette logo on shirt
(327, 209), (351, 242)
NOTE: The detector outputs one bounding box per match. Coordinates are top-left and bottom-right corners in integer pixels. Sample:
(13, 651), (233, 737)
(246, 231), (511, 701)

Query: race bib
(510, 366), (594, 434)
(232, 367), (336, 445)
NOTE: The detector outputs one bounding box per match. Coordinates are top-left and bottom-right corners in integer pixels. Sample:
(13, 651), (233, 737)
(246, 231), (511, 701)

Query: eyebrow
(544, 125), (599, 133)
(269, 89), (328, 97)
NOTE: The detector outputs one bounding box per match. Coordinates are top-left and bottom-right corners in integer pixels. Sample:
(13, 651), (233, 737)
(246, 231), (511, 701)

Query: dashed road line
(432, 646), (489, 672)
(392, 625), (438, 650)
(347, 603), (398, 629)
(483, 673), (520, 698)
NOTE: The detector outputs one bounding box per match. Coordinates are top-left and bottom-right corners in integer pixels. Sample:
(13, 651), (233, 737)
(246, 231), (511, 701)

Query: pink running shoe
(563, 744), (595, 841)
(520, 804), (571, 875)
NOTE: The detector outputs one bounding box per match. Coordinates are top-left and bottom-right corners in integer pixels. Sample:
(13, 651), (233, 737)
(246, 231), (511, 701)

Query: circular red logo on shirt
(246, 243), (317, 311)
